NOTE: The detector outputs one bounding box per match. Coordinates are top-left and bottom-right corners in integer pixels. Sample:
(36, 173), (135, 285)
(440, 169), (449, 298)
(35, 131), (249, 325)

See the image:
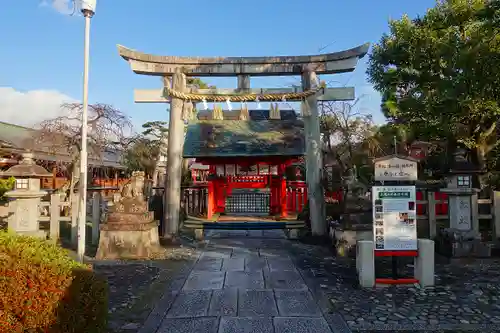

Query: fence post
(471, 192), (479, 234)
(92, 192), (100, 245)
(71, 194), (78, 246)
(49, 193), (60, 242)
(428, 191), (437, 238)
(493, 191), (500, 240)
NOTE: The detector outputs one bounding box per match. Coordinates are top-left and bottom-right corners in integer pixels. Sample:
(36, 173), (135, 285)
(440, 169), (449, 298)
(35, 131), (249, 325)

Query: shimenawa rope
(163, 82), (326, 102)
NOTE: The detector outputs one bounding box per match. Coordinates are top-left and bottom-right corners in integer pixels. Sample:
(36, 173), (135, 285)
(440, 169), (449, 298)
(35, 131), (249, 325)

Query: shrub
(0, 231), (108, 333)
(0, 177), (15, 202)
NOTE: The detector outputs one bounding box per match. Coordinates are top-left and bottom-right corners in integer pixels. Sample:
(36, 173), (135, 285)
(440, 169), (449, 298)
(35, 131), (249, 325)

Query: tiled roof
(0, 121), (124, 168)
(183, 119), (305, 158)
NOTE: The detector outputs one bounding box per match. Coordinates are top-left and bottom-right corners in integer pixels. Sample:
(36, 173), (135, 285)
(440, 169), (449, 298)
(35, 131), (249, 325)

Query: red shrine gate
(195, 159), (307, 219)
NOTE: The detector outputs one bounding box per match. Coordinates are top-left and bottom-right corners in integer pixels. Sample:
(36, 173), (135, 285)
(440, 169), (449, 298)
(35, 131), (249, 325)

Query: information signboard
(374, 156), (418, 181)
(372, 185), (417, 251)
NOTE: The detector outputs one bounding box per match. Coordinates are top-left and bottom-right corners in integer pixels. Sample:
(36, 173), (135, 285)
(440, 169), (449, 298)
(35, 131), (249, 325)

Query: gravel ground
(289, 240), (500, 332)
(90, 245), (200, 333)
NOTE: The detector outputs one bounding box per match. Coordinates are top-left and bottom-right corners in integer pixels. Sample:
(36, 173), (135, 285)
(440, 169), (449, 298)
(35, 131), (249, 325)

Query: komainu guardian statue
(96, 171), (162, 259)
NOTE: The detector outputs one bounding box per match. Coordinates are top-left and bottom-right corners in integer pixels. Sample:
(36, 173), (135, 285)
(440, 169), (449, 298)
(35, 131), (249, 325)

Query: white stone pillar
(357, 240), (375, 288)
(414, 238), (435, 287)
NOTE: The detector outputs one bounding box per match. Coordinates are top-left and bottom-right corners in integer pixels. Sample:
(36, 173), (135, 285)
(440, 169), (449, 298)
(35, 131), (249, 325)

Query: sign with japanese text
(372, 185), (417, 251)
(374, 156), (418, 181)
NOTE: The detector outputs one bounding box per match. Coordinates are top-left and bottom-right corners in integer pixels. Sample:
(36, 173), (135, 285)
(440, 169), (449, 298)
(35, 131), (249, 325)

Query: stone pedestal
(356, 240), (375, 288)
(96, 174), (162, 259)
(438, 188), (490, 257)
(356, 239), (435, 288)
(6, 191), (47, 239)
(414, 239), (435, 287)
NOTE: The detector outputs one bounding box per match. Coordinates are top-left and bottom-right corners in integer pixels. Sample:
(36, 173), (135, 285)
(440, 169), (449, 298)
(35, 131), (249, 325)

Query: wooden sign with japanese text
(374, 155), (418, 181)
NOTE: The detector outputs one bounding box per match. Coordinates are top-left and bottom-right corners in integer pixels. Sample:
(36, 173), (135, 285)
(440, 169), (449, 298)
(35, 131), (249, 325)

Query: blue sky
(0, 0), (437, 130)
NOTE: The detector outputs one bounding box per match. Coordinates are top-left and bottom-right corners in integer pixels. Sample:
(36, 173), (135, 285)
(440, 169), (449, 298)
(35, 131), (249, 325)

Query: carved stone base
(95, 221), (162, 260)
(16, 230), (47, 239)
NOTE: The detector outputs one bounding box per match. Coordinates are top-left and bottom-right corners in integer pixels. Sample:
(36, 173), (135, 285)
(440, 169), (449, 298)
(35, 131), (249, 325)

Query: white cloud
(39, 0), (78, 15)
(0, 87), (77, 127)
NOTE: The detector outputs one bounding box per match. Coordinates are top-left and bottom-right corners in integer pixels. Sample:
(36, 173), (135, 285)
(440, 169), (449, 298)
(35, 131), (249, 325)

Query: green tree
(367, 0), (500, 175)
(122, 137), (161, 178)
(121, 121), (168, 178)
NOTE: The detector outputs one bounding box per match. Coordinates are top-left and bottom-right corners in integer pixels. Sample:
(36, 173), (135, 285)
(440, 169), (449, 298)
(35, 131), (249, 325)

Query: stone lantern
(438, 148), (489, 257)
(0, 152), (52, 238)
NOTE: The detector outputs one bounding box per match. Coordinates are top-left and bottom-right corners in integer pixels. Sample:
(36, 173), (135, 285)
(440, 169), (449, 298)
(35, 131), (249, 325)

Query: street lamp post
(77, 0), (96, 262)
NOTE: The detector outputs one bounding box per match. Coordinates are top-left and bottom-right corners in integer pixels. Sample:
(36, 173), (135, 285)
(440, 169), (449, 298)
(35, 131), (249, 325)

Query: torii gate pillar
(302, 69), (326, 236)
(163, 69), (186, 239)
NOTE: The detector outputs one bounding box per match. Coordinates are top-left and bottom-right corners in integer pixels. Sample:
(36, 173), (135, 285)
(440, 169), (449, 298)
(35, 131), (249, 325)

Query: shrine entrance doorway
(201, 159), (300, 220)
(224, 177), (270, 216)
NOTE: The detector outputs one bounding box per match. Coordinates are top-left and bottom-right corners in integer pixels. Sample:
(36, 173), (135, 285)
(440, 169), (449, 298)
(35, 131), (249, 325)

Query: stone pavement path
(136, 230), (500, 332)
(139, 230), (349, 333)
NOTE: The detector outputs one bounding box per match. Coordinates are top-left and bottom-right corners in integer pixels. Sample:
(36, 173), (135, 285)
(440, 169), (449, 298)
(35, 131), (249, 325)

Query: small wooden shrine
(183, 105), (304, 219)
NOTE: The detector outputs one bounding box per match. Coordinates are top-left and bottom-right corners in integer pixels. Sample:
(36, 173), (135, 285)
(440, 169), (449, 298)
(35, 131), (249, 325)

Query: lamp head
(80, 0), (96, 16)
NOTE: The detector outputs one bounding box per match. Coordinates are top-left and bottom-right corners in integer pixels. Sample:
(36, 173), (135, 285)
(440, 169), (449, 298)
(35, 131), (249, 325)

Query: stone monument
(95, 171), (162, 259)
(0, 152), (52, 238)
(438, 148), (490, 257)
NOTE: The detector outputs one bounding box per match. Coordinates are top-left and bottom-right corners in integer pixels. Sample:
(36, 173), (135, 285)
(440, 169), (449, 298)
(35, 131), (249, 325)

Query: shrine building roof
(0, 121), (124, 168)
(183, 119), (305, 158)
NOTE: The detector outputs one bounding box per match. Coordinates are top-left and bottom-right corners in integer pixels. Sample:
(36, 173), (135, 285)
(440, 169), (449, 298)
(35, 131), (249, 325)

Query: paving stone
(247, 230), (265, 237)
(267, 257), (295, 271)
(222, 258), (245, 271)
(265, 270), (307, 290)
(323, 313), (352, 333)
(166, 290), (211, 318)
(225, 271), (265, 289)
(193, 258), (223, 271)
(183, 271), (225, 290)
(200, 250), (231, 260)
(245, 257), (268, 271)
(218, 317), (274, 333)
(208, 288), (237, 316)
(239, 290), (279, 317)
(137, 291), (178, 333)
(262, 230), (287, 238)
(274, 317), (333, 333)
(157, 317), (219, 333)
(231, 249), (259, 258)
(275, 290), (322, 317)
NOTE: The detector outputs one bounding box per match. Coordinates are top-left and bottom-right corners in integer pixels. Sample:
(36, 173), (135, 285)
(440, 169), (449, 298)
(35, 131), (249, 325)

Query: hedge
(0, 231), (108, 333)
(0, 177), (15, 202)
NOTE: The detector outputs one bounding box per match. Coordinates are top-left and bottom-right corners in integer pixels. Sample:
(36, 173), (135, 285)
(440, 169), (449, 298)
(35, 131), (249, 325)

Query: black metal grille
(225, 191), (270, 214)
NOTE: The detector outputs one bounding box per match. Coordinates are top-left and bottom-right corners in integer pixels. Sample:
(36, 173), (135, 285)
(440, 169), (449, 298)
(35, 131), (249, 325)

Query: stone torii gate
(117, 43), (369, 239)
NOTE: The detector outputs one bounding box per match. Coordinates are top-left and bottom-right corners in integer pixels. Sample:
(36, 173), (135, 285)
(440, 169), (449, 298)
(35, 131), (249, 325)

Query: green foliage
(0, 177), (15, 201)
(141, 121), (168, 140)
(123, 136), (161, 178)
(367, 0), (500, 171)
(186, 77), (215, 89)
(0, 231), (108, 332)
(122, 120), (169, 178)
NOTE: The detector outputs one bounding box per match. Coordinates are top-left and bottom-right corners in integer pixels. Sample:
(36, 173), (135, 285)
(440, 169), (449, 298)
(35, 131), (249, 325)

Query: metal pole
(77, 11), (92, 262)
